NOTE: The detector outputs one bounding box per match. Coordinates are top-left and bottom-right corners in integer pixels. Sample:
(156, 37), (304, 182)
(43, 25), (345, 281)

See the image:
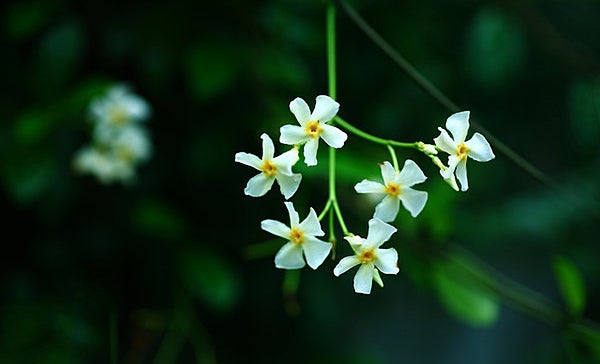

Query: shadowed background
(2, 0), (600, 363)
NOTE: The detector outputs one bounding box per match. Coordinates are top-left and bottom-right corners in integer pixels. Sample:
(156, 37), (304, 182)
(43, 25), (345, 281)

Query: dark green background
(2, 0), (600, 363)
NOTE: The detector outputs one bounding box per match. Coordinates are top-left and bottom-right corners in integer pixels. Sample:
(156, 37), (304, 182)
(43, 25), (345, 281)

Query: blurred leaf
(4, 0), (55, 40)
(33, 18), (86, 94)
(178, 247), (242, 312)
(568, 77), (600, 149)
(14, 111), (52, 145)
(133, 199), (188, 241)
(2, 152), (56, 206)
(552, 255), (586, 316)
(184, 42), (240, 101)
(433, 260), (500, 327)
(464, 5), (525, 88)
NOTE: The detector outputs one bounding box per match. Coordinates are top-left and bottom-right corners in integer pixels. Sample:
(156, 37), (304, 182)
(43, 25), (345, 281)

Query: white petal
(366, 218), (397, 248)
(284, 201), (300, 227)
(260, 219), (291, 239)
(466, 132), (495, 162)
(373, 269), (384, 287)
(280, 125), (308, 145)
(260, 133), (275, 160)
(380, 161), (397, 185)
(354, 180), (385, 194)
(302, 236), (332, 269)
(354, 264), (374, 294)
(374, 248), (399, 274)
(399, 187), (428, 217)
(446, 111), (470, 143)
(455, 159), (469, 191)
(333, 255), (360, 276)
(344, 235), (365, 248)
(275, 242), (305, 269)
(298, 208), (325, 236)
(373, 196), (400, 223)
(234, 152), (262, 170)
(311, 95), (339, 123)
(275, 173), (302, 200)
(244, 173), (275, 197)
(443, 155), (461, 177)
(272, 148), (299, 175)
(303, 138), (319, 166)
(396, 159), (427, 186)
(433, 128), (457, 155)
(320, 124), (347, 148)
(289, 97), (311, 126)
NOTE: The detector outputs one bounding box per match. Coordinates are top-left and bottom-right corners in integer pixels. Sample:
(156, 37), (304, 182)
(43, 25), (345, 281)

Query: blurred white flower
(279, 95), (347, 166)
(354, 160), (428, 221)
(73, 84), (153, 185)
(235, 133), (302, 199)
(261, 201), (332, 270)
(333, 218), (399, 294)
(89, 84), (150, 128)
(72, 146), (135, 185)
(433, 111), (495, 191)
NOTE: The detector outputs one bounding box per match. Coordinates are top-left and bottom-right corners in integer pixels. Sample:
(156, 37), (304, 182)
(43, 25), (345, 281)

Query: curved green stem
(335, 116), (417, 148)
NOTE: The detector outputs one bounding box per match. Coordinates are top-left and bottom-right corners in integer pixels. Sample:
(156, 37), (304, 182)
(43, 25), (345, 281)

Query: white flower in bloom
(235, 133), (302, 199)
(433, 111), (495, 191)
(89, 84), (151, 128)
(261, 201), (332, 270)
(72, 146), (135, 185)
(354, 160), (428, 221)
(280, 95), (347, 166)
(333, 218), (399, 294)
(110, 125), (153, 164)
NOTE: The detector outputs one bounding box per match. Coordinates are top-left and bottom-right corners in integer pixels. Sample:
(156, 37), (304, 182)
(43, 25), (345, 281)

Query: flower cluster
(235, 95), (494, 294)
(73, 84), (153, 185)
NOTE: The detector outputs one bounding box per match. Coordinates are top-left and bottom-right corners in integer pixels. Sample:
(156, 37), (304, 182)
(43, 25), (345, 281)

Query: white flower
(333, 218), (399, 294)
(261, 201), (332, 270)
(89, 84), (150, 128)
(279, 95), (348, 166)
(354, 160), (428, 221)
(110, 125), (153, 164)
(433, 111), (495, 191)
(72, 146), (135, 185)
(235, 133), (302, 199)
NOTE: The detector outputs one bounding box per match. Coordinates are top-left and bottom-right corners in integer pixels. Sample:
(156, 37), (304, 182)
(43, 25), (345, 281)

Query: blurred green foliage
(2, 0), (600, 363)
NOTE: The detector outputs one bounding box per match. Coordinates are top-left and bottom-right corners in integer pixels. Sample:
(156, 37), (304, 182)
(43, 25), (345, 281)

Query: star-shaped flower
(433, 111), (495, 191)
(333, 218), (399, 294)
(354, 160), (428, 221)
(280, 95), (348, 166)
(235, 133), (302, 199)
(261, 202), (332, 270)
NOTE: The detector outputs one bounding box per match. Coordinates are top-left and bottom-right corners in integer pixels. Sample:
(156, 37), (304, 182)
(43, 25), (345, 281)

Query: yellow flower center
(384, 182), (401, 197)
(305, 120), (323, 139)
(289, 228), (304, 245)
(457, 142), (470, 160)
(261, 160), (277, 177)
(109, 106), (129, 125)
(359, 248), (376, 264)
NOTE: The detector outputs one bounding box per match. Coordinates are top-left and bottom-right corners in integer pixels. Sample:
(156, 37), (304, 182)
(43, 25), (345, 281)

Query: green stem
(327, 2), (337, 100)
(387, 144), (399, 171)
(326, 1), (349, 238)
(335, 116), (417, 148)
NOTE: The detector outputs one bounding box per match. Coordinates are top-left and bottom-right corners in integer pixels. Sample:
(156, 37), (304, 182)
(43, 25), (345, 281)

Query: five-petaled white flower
(333, 218), (399, 294)
(355, 160), (428, 221)
(280, 95), (348, 166)
(235, 133), (302, 199)
(433, 111), (495, 191)
(261, 201), (332, 270)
